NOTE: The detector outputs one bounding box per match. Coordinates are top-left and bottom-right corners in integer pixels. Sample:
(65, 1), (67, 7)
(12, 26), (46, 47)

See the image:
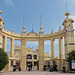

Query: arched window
(33, 55), (37, 59)
(26, 54), (32, 59)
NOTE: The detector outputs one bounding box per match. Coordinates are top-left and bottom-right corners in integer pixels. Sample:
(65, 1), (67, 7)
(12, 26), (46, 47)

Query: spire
(23, 15), (25, 26)
(66, 0), (68, 12)
(65, 0), (70, 17)
(31, 24), (34, 32)
(40, 15), (42, 26)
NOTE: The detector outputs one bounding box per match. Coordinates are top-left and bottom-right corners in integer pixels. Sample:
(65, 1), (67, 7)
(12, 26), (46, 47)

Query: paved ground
(0, 71), (75, 75)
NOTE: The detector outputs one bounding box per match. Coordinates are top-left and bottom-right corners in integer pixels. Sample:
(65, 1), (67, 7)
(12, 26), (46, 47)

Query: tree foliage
(66, 50), (75, 62)
(0, 48), (8, 71)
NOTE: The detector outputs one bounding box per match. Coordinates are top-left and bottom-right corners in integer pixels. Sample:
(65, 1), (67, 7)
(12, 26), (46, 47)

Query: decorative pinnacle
(59, 26), (61, 30)
(12, 28), (14, 32)
(52, 29), (53, 32)
(4, 25), (6, 28)
(40, 26), (43, 30)
(40, 26), (43, 33)
(4, 25), (7, 31)
(51, 29), (54, 34)
(0, 10), (2, 14)
(12, 28), (14, 34)
(22, 26), (26, 33)
(23, 26), (25, 30)
(59, 26), (61, 31)
(65, 11), (70, 17)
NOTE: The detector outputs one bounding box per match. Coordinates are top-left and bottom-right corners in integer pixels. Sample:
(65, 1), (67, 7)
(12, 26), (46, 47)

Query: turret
(63, 11), (75, 72)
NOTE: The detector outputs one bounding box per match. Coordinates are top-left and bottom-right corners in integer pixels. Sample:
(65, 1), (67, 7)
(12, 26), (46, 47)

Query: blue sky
(0, 0), (75, 57)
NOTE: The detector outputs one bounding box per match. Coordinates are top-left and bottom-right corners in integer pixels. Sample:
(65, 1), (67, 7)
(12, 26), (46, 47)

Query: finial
(51, 29), (54, 34)
(12, 28), (14, 34)
(15, 44), (17, 48)
(23, 26), (25, 30)
(59, 26), (62, 31)
(0, 10), (2, 14)
(12, 28), (14, 31)
(65, 11), (70, 17)
(40, 26), (43, 33)
(4, 25), (7, 31)
(18, 44), (21, 48)
(5, 25), (6, 28)
(40, 26), (43, 29)
(22, 26), (26, 33)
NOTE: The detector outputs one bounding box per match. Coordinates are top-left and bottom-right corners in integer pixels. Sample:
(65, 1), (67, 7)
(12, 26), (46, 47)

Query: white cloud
(4, 0), (14, 7)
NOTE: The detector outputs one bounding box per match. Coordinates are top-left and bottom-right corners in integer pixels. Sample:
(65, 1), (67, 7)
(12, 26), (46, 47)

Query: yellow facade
(8, 45), (51, 71)
(0, 11), (75, 72)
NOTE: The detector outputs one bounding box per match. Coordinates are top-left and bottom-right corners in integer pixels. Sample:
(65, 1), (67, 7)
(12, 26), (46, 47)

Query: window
(34, 55), (37, 59)
(28, 50), (30, 52)
(27, 55), (32, 59)
(34, 62), (37, 66)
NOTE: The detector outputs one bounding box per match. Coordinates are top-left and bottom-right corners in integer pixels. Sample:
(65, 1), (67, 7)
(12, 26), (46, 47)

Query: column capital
(11, 38), (15, 40)
(51, 39), (55, 41)
(58, 37), (63, 39)
(4, 35), (7, 38)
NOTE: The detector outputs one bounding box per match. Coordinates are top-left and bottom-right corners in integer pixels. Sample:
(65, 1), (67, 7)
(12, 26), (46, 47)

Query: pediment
(27, 32), (38, 36)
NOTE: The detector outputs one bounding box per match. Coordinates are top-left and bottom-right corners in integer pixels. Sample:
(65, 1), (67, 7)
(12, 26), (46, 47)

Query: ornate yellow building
(8, 45), (50, 71)
(0, 11), (75, 72)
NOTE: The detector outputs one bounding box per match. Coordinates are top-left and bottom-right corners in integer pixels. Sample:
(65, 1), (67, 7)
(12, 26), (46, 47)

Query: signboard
(71, 60), (75, 70)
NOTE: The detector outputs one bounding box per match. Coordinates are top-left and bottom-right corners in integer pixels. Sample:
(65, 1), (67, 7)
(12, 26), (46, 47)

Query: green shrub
(0, 48), (8, 71)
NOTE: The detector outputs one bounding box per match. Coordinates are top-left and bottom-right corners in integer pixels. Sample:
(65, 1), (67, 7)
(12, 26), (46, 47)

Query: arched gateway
(0, 11), (75, 72)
